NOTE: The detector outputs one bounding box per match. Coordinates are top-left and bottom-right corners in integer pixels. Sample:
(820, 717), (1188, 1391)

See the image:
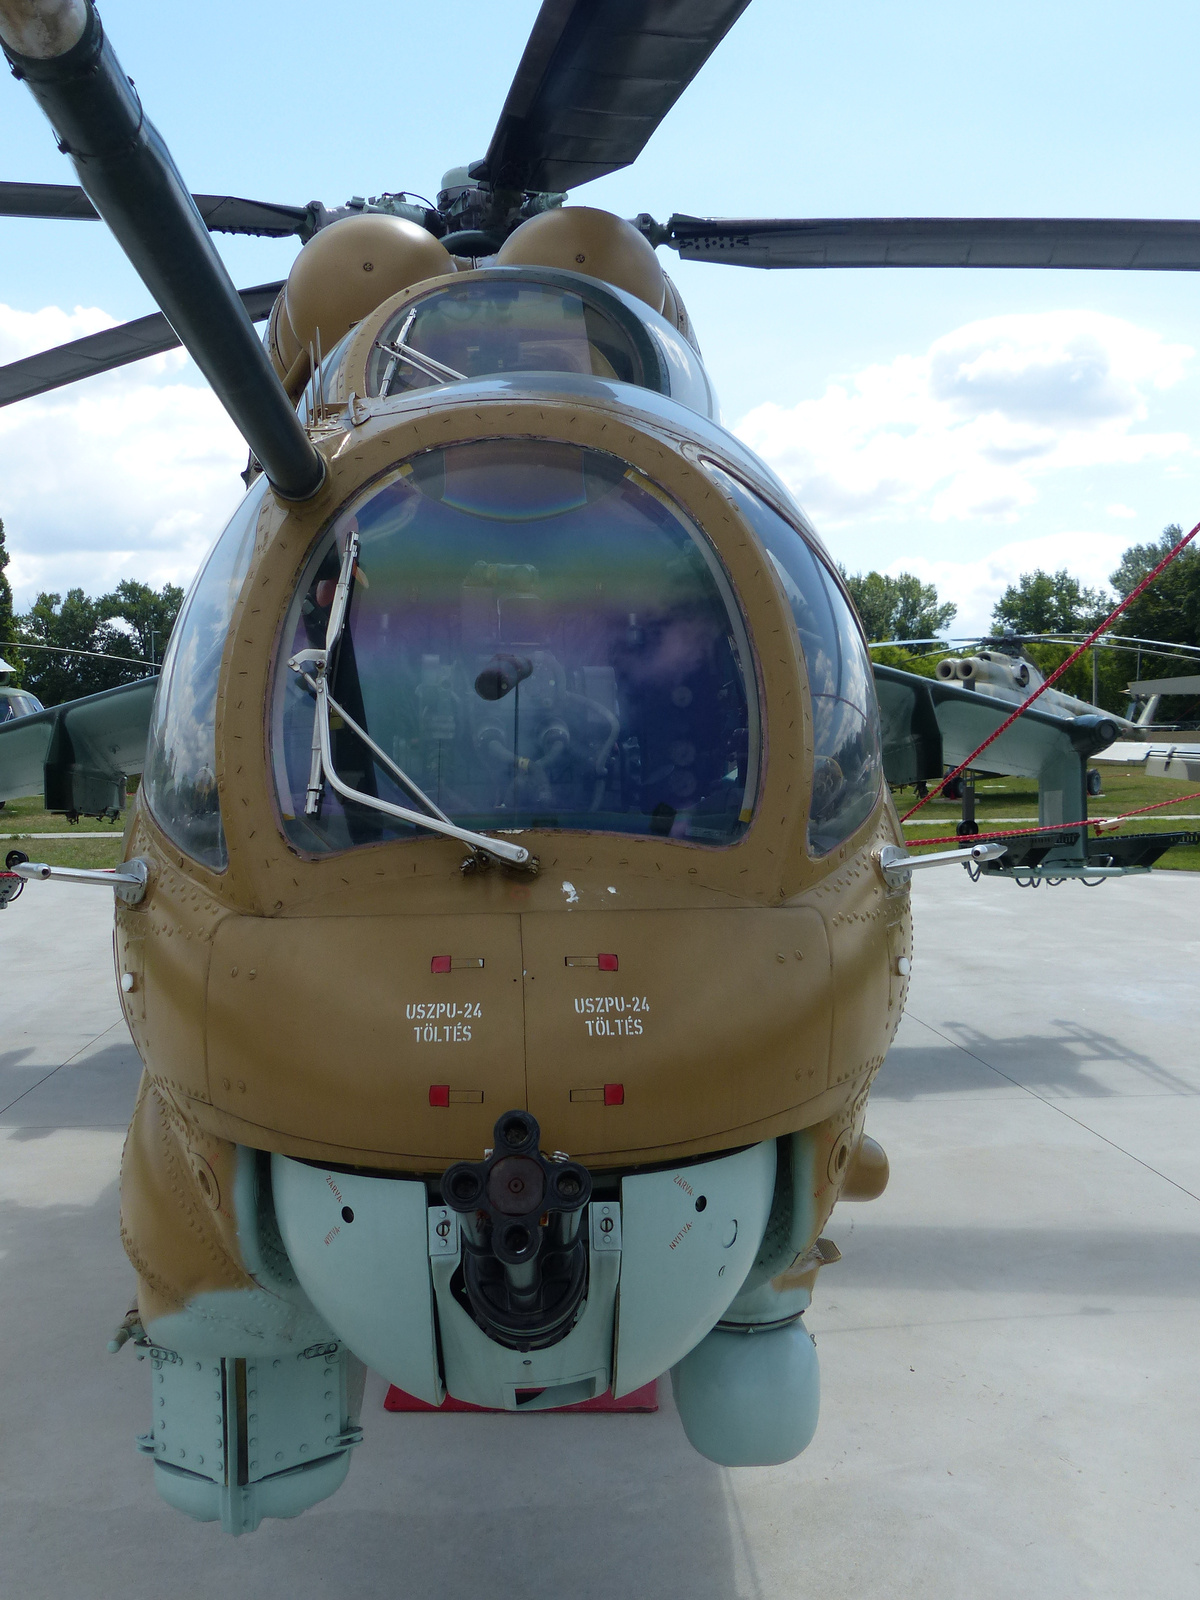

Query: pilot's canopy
(272, 440), (759, 852)
(353, 269), (716, 418)
(143, 426), (880, 872)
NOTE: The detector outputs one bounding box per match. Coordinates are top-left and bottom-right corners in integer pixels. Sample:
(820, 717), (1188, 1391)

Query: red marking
(603, 1083), (625, 1106)
(384, 1380), (658, 1414)
(428, 1084), (450, 1107)
(597, 953), (619, 972)
(430, 955), (452, 974)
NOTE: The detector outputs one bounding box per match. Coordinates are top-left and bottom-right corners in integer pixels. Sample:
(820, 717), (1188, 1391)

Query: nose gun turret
(442, 1111), (592, 1351)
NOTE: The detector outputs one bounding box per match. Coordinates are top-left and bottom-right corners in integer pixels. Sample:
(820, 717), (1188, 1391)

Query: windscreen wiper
(288, 533), (533, 871)
(375, 308), (467, 389)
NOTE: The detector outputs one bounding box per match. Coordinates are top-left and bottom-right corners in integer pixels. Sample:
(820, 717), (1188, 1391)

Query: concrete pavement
(1, 871), (1197, 1599)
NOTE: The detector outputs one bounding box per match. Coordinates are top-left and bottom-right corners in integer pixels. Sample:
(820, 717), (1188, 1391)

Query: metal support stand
(956, 770), (979, 837)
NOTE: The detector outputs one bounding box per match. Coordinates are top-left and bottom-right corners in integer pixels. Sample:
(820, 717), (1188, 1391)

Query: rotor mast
(0, 0), (324, 501)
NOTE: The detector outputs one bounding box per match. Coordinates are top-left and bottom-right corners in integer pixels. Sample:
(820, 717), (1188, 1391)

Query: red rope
(898, 517), (1200, 822)
(902, 786), (1200, 848)
(1100, 786), (1200, 822)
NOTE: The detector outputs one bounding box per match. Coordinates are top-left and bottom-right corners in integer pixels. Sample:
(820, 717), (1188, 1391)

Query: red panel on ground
(384, 1380), (658, 1414)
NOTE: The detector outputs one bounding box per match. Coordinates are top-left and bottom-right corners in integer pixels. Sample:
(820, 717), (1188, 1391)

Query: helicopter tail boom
(0, 0), (324, 501)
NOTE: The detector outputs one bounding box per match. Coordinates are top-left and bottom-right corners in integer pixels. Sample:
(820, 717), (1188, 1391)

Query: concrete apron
(1, 872), (1197, 1599)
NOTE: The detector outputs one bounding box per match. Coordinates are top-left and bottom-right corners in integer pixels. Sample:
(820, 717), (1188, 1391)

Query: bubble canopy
(701, 464), (882, 856)
(272, 441), (760, 854)
(353, 270), (715, 419)
(144, 479), (265, 870)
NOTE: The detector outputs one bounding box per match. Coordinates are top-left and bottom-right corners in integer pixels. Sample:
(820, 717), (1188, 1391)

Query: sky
(3, 0), (1200, 636)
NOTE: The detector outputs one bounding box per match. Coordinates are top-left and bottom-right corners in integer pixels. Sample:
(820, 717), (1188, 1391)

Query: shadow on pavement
(0, 1035), (142, 1128)
(874, 1014), (1196, 1100)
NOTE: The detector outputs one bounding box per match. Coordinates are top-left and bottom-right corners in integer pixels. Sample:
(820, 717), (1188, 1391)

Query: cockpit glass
(702, 463), (882, 856)
(272, 441), (759, 852)
(144, 479), (266, 870)
(366, 280), (647, 396)
(1, 690), (39, 722)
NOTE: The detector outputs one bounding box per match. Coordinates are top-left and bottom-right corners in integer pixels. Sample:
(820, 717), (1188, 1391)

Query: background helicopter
(0, 0), (1198, 1538)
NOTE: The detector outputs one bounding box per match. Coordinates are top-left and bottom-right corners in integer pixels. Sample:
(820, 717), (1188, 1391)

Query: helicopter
(0, 654), (42, 722)
(1, 0), (1198, 1537)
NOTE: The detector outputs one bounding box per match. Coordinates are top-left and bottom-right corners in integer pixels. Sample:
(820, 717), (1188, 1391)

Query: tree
(991, 569), (1109, 636)
(17, 589), (121, 704)
(15, 579), (183, 706)
(866, 643), (944, 678)
(1110, 525), (1200, 651)
(101, 578), (184, 667)
(841, 570), (956, 643)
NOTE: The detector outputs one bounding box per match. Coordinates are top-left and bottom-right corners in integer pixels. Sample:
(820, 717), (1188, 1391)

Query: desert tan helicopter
(1, 0), (1196, 1538)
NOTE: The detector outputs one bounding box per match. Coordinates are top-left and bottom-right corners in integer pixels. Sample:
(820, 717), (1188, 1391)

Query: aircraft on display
(928, 640), (1200, 796)
(1, 0), (1198, 1536)
(0, 655), (42, 722)
(872, 631), (1200, 814)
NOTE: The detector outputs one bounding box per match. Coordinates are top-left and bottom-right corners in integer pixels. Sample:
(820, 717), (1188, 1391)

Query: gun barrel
(0, 0), (323, 501)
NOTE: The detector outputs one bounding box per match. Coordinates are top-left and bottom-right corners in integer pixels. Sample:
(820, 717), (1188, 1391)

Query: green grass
(897, 764), (1200, 870)
(1, 793), (127, 869)
(5, 764), (1199, 874)
(0, 793), (125, 832)
(4, 837), (126, 870)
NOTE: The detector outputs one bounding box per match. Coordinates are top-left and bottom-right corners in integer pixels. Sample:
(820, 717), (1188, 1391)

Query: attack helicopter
(1, 0), (1197, 1537)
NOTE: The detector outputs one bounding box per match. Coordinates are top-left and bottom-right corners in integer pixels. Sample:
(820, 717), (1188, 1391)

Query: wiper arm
(321, 679), (455, 827)
(375, 310), (466, 388)
(287, 662), (534, 871)
(288, 526), (532, 869)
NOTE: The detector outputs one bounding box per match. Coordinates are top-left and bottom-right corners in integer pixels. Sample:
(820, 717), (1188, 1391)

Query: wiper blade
(325, 526), (359, 656)
(293, 528), (361, 813)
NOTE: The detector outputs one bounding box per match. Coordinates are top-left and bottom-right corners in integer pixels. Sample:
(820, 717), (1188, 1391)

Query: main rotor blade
(658, 215), (1200, 269)
(484, 0), (753, 193)
(0, 281), (283, 407)
(0, 180), (97, 220)
(0, 180), (312, 238)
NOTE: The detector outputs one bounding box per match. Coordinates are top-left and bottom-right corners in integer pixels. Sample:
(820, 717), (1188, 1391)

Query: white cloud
(2, 301), (1189, 640)
(0, 303), (120, 364)
(735, 310), (1193, 529)
(0, 302), (248, 608)
(889, 530), (1131, 639)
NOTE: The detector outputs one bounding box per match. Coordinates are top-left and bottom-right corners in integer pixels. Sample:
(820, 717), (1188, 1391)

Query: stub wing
(0, 676), (157, 811)
(873, 663), (1116, 790)
(872, 665), (1197, 876)
(1091, 740), (1200, 783)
